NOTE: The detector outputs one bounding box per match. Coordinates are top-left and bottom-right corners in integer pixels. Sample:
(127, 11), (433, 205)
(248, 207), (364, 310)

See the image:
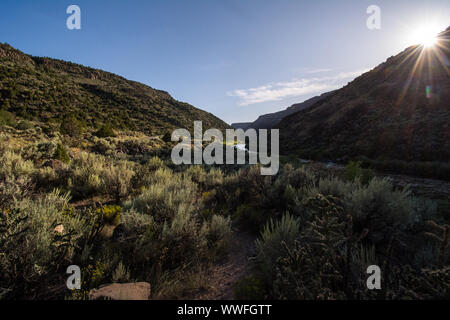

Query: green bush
(254, 213), (301, 284)
(95, 125), (116, 138)
(95, 205), (122, 226)
(0, 110), (16, 127)
(59, 115), (82, 137)
(53, 143), (70, 163)
(344, 161), (373, 184)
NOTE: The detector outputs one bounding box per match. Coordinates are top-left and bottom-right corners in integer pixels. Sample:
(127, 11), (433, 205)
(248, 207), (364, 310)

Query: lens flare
(409, 25), (440, 47)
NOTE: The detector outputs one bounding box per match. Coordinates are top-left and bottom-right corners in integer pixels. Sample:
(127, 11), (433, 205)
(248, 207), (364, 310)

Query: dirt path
(193, 230), (256, 300)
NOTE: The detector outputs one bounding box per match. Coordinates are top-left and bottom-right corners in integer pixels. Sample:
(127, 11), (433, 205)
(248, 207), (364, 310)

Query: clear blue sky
(0, 0), (449, 124)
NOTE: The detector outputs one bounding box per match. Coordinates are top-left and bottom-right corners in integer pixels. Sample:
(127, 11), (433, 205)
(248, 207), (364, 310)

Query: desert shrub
(186, 166), (224, 191)
(132, 157), (166, 188)
(0, 175), (33, 210)
(112, 261), (130, 283)
(0, 151), (35, 179)
(0, 190), (87, 298)
(203, 168), (224, 190)
(0, 109), (16, 127)
(124, 169), (196, 223)
(200, 215), (232, 258)
(16, 120), (33, 131)
(19, 140), (59, 163)
(66, 152), (135, 200)
(101, 160), (135, 202)
(185, 165), (207, 185)
(284, 166), (317, 190)
(33, 166), (60, 189)
(254, 213), (301, 284)
(159, 209), (206, 268)
(214, 165), (274, 227)
(0, 151), (36, 209)
(53, 143), (70, 163)
(37, 141), (58, 160)
(346, 178), (419, 244)
(120, 208), (155, 235)
(68, 153), (105, 198)
(271, 194), (378, 300)
(95, 125), (116, 138)
(92, 138), (115, 155)
(310, 176), (423, 246)
(147, 156), (165, 171)
(312, 176), (357, 199)
(95, 205), (122, 226)
(344, 160), (374, 184)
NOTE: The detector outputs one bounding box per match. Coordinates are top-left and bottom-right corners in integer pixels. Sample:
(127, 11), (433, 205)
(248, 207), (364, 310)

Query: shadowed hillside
(278, 27), (450, 165)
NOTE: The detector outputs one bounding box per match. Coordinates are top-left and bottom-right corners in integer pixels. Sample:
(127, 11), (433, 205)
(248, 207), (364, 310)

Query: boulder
(89, 282), (151, 300)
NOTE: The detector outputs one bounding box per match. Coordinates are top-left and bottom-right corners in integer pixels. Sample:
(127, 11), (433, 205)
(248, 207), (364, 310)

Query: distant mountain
(231, 122), (252, 130)
(239, 92), (335, 131)
(278, 26), (450, 163)
(0, 43), (229, 134)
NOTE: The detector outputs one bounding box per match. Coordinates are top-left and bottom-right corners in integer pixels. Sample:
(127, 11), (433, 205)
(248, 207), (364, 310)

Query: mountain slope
(278, 27), (450, 163)
(0, 43), (229, 134)
(244, 91), (335, 130)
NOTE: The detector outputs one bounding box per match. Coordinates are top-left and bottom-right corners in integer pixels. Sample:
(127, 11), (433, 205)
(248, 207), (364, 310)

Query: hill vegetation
(0, 43), (229, 135)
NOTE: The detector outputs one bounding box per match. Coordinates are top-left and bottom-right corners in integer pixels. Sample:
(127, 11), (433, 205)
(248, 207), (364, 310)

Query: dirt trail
(193, 230), (256, 300)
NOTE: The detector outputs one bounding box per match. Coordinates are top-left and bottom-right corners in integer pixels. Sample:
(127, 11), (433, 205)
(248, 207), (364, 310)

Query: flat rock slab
(89, 282), (151, 300)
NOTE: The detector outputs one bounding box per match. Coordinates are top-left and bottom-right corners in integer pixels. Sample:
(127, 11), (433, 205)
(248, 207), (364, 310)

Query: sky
(0, 0), (449, 124)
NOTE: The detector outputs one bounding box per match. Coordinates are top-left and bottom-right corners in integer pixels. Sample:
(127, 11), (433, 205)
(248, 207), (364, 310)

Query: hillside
(0, 43), (229, 134)
(278, 27), (450, 164)
(243, 91), (335, 130)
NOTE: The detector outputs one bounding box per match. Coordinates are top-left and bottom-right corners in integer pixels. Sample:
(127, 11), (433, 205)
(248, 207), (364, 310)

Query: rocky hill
(0, 43), (229, 135)
(278, 27), (450, 163)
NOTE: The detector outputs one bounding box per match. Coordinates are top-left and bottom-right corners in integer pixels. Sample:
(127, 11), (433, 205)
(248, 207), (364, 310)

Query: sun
(409, 25), (440, 47)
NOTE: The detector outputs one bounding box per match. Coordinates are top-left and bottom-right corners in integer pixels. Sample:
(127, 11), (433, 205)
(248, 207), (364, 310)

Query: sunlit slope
(0, 43), (230, 134)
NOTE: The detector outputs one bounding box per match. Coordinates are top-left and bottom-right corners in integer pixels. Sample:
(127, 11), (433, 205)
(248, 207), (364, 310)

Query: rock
(89, 282), (151, 300)
(53, 224), (64, 234)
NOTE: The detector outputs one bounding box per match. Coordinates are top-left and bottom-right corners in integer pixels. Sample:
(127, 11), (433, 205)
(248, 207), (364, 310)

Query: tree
(59, 115), (82, 137)
(95, 124), (116, 138)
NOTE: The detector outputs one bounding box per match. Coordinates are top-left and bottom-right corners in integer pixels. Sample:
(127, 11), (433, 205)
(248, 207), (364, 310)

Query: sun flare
(409, 25), (440, 47)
